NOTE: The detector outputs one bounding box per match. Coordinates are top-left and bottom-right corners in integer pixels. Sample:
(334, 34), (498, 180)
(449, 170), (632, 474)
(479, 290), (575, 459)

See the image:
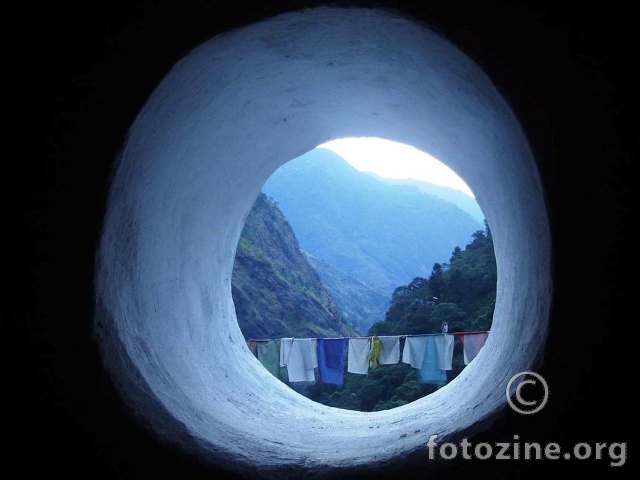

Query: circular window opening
(234, 136), (495, 412)
(94, 7), (552, 478)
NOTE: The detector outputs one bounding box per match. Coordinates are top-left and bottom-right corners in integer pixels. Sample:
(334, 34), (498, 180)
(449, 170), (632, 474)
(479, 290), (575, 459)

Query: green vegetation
(232, 193), (358, 339)
(293, 221), (496, 411)
(369, 221), (496, 337)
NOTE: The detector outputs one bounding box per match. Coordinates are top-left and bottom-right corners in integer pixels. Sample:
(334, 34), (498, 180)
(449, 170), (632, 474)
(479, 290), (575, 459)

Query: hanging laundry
(369, 336), (382, 369)
(402, 335), (428, 369)
(256, 339), (280, 378)
(434, 334), (455, 370)
(459, 332), (489, 365)
(246, 340), (258, 357)
(280, 338), (317, 382)
(280, 337), (294, 368)
(418, 335), (447, 385)
(317, 338), (347, 385)
(300, 338), (318, 370)
(348, 337), (371, 374)
(378, 336), (401, 365)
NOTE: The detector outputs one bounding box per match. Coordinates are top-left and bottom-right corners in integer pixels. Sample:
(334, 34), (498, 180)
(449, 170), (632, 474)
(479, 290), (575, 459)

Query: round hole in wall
(94, 7), (552, 479)
(233, 136), (494, 411)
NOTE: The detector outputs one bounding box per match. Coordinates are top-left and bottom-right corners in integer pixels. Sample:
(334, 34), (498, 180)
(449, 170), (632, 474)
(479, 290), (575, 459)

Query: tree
(429, 302), (467, 332)
(450, 246), (462, 263)
(295, 226), (497, 411)
(428, 263), (445, 299)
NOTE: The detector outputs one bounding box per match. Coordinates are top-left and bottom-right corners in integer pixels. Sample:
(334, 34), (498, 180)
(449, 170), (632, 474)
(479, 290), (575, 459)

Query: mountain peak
(262, 148), (483, 333)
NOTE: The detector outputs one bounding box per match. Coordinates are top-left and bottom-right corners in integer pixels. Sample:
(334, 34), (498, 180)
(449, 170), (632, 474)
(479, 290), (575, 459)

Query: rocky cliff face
(232, 193), (357, 339)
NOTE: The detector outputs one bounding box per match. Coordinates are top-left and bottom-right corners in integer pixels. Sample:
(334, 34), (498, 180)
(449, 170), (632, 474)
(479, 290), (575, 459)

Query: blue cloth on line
(418, 335), (447, 385)
(317, 338), (347, 385)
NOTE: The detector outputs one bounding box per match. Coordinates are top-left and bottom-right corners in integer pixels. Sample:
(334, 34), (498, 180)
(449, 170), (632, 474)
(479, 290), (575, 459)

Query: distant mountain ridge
(262, 149), (482, 333)
(366, 174), (485, 224)
(232, 193), (357, 339)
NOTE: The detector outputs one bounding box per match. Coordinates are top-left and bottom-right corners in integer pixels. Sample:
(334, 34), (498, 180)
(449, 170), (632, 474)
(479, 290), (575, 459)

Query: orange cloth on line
(246, 340), (258, 357)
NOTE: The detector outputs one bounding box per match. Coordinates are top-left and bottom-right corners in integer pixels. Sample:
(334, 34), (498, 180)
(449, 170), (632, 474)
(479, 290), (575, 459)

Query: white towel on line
(280, 338), (317, 382)
(434, 334), (455, 370)
(402, 336), (428, 369)
(378, 336), (401, 364)
(347, 338), (371, 374)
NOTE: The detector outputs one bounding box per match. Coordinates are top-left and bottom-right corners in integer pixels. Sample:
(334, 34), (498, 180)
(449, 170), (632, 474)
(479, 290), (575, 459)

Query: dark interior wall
(16, 1), (634, 478)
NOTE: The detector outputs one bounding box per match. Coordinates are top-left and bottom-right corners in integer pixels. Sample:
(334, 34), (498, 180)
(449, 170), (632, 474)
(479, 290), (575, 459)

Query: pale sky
(318, 137), (474, 198)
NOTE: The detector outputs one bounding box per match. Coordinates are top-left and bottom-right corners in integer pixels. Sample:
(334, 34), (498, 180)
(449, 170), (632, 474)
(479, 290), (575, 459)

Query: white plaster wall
(95, 7), (552, 478)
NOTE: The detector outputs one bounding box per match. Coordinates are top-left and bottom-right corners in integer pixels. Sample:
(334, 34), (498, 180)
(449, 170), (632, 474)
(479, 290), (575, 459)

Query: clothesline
(245, 331), (490, 387)
(245, 330), (490, 342)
